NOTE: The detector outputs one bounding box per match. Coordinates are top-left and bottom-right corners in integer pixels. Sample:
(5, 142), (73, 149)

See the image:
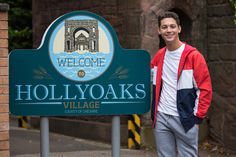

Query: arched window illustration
(92, 40), (96, 51)
(73, 28), (89, 51)
(67, 41), (70, 50)
(64, 20), (99, 52)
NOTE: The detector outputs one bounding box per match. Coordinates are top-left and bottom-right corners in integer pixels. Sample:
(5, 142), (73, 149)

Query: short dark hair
(158, 11), (180, 27)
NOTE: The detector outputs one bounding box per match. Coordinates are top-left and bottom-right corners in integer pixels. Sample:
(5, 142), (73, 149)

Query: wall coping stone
(0, 3), (9, 11)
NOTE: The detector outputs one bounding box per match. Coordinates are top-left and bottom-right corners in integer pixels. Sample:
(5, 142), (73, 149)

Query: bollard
(128, 114), (141, 149)
(18, 116), (30, 128)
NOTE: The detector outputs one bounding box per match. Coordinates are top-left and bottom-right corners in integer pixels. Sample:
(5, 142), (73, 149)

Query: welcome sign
(9, 11), (150, 116)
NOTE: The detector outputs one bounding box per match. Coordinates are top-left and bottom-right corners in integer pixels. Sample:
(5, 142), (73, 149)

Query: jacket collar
(177, 44), (196, 80)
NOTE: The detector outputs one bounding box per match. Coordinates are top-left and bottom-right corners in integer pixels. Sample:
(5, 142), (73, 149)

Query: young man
(151, 11), (212, 157)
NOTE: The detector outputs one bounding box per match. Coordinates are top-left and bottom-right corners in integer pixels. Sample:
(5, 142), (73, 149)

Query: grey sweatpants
(153, 112), (199, 157)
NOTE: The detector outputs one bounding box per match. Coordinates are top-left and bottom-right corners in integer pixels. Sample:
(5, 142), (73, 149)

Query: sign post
(40, 117), (49, 157)
(9, 11), (151, 157)
(112, 116), (120, 157)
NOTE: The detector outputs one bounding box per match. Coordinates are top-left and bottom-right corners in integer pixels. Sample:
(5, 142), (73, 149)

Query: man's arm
(193, 52), (213, 124)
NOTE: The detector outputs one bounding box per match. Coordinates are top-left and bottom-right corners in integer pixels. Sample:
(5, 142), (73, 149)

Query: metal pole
(40, 117), (49, 157)
(112, 116), (120, 157)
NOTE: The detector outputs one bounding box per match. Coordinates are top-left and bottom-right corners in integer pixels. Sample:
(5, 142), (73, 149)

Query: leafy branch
(33, 66), (53, 80)
(0, 0), (32, 51)
(109, 66), (129, 80)
(229, 0), (236, 24)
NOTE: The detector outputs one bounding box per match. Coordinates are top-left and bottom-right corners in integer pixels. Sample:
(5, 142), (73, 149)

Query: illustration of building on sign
(64, 20), (99, 52)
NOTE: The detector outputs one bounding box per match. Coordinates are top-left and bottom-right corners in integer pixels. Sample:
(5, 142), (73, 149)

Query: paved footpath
(10, 119), (235, 157)
(10, 120), (155, 157)
(12, 150), (156, 157)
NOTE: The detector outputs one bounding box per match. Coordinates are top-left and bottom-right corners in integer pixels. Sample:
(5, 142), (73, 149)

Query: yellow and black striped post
(128, 114), (141, 149)
(18, 116), (30, 129)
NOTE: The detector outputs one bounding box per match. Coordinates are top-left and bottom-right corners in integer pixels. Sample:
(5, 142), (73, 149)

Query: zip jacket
(151, 44), (212, 132)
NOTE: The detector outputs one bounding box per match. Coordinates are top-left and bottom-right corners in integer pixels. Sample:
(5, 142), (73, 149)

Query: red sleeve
(151, 48), (164, 68)
(193, 51), (212, 119)
(151, 53), (158, 69)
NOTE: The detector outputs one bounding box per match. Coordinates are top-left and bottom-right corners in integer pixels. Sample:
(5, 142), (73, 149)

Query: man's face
(158, 17), (181, 44)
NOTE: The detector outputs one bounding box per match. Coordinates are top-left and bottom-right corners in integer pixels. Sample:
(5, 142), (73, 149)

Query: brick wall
(0, 3), (9, 157)
(32, 0), (142, 49)
(207, 0), (236, 151)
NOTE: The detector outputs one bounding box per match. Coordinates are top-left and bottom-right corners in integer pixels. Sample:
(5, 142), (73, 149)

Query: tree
(0, 0), (32, 51)
(229, 0), (236, 24)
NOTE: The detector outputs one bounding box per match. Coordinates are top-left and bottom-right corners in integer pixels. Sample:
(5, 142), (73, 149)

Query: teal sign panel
(9, 11), (150, 116)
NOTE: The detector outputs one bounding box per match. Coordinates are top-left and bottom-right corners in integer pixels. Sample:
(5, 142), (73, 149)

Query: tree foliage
(229, 0), (236, 24)
(0, 0), (32, 51)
